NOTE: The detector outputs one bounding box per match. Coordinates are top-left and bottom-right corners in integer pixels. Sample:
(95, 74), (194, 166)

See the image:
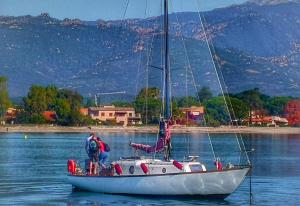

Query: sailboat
(66, 0), (251, 198)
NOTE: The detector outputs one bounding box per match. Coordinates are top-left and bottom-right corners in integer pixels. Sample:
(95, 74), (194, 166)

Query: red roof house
(43, 111), (57, 122)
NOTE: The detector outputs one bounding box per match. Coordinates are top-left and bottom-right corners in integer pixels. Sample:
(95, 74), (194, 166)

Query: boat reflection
(67, 191), (231, 206)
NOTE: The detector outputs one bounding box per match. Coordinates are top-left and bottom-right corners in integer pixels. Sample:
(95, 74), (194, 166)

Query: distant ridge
(1, 1), (300, 97)
(248, 0), (300, 5)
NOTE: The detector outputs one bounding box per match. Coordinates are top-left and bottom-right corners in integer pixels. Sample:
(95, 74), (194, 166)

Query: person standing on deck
(97, 137), (110, 169)
(85, 133), (100, 175)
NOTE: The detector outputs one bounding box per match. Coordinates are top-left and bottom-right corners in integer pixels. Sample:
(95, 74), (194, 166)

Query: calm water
(0, 132), (299, 206)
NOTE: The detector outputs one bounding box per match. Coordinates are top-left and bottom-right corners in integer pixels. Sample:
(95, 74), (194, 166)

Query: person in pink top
(215, 157), (223, 171)
(97, 137), (110, 169)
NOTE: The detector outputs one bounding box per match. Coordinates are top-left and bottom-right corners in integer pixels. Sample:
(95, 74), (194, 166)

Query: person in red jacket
(97, 137), (110, 169)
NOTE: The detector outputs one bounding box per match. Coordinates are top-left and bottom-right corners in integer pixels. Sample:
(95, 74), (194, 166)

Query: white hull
(67, 167), (249, 197)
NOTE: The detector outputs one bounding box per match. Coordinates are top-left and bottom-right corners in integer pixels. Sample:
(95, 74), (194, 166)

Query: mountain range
(0, 0), (300, 98)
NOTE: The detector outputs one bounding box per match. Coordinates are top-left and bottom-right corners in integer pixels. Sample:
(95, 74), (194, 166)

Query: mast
(164, 0), (171, 120)
(163, 0), (171, 161)
(131, 0), (171, 160)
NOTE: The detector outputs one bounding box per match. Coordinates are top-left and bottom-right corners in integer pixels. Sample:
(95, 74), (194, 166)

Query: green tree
(55, 98), (71, 125)
(176, 96), (200, 108)
(20, 85), (84, 125)
(134, 87), (162, 124)
(198, 86), (213, 103)
(171, 98), (183, 119)
(21, 85), (49, 124)
(265, 96), (293, 116)
(226, 96), (249, 124)
(204, 96), (230, 126)
(24, 85), (47, 114)
(29, 113), (46, 124)
(0, 77), (11, 119)
(45, 85), (59, 110)
(235, 88), (264, 124)
(111, 101), (133, 107)
(55, 89), (83, 126)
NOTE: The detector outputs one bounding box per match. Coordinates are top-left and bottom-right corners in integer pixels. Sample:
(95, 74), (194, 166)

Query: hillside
(0, 1), (300, 98)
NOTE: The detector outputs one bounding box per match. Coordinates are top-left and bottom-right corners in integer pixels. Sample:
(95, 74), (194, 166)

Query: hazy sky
(0, 0), (248, 20)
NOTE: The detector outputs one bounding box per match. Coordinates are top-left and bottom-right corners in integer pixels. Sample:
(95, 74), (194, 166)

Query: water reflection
(0, 133), (300, 205)
(66, 192), (232, 206)
(244, 134), (300, 177)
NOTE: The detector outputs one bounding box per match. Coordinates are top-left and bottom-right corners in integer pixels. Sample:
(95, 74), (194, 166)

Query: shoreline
(1, 125), (300, 135)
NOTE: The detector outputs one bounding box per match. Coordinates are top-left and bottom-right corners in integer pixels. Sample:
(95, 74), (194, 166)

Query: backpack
(89, 139), (99, 153)
(104, 142), (110, 152)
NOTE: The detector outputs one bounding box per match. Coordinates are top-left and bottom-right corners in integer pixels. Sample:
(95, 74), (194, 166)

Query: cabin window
(101, 112), (105, 116)
(129, 166), (135, 174)
(129, 113), (132, 117)
(109, 113), (113, 117)
(162, 168), (166, 173)
(189, 164), (202, 172)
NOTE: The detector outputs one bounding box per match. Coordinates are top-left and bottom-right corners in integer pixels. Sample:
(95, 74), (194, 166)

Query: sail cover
(130, 121), (171, 153)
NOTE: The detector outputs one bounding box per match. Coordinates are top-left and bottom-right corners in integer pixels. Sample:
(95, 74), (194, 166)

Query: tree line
(0, 76), (299, 126)
(123, 87), (299, 126)
(15, 85), (92, 125)
(0, 78), (92, 126)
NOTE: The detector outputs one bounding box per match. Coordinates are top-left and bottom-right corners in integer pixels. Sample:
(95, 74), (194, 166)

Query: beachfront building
(42, 111), (57, 123)
(80, 108), (89, 116)
(87, 105), (142, 126)
(175, 106), (205, 125)
(1, 107), (18, 125)
(243, 110), (289, 127)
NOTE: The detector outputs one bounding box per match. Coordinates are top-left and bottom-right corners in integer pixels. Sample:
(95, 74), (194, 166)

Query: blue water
(0, 132), (299, 205)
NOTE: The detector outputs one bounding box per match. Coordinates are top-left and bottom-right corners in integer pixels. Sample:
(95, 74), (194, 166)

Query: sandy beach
(1, 125), (300, 135)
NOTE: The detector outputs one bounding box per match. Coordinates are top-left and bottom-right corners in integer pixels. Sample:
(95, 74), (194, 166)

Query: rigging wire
(169, 0), (190, 157)
(132, 0), (149, 156)
(161, 0), (166, 117)
(153, 0), (165, 160)
(200, 10), (248, 163)
(99, 0), (129, 96)
(144, 0), (150, 127)
(142, 2), (161, 127)
(138, 0), (162, 159)
(169, 1), (216, 161)
(111, 0), (130, 60)
(195, 0), (247, 163)
(144, 0), (155, 147)
(168, 49), (173, 118)
(195, 0), (250, 165)
(195, 2), (253, 203)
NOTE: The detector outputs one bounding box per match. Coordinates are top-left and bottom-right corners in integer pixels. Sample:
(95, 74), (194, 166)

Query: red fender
(140, 163), (149, 174)
(217, 161), (223, 171)
(172, 160), (183, 170)
(68, 160), (76, 175)
(114, 164), (123, 175)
